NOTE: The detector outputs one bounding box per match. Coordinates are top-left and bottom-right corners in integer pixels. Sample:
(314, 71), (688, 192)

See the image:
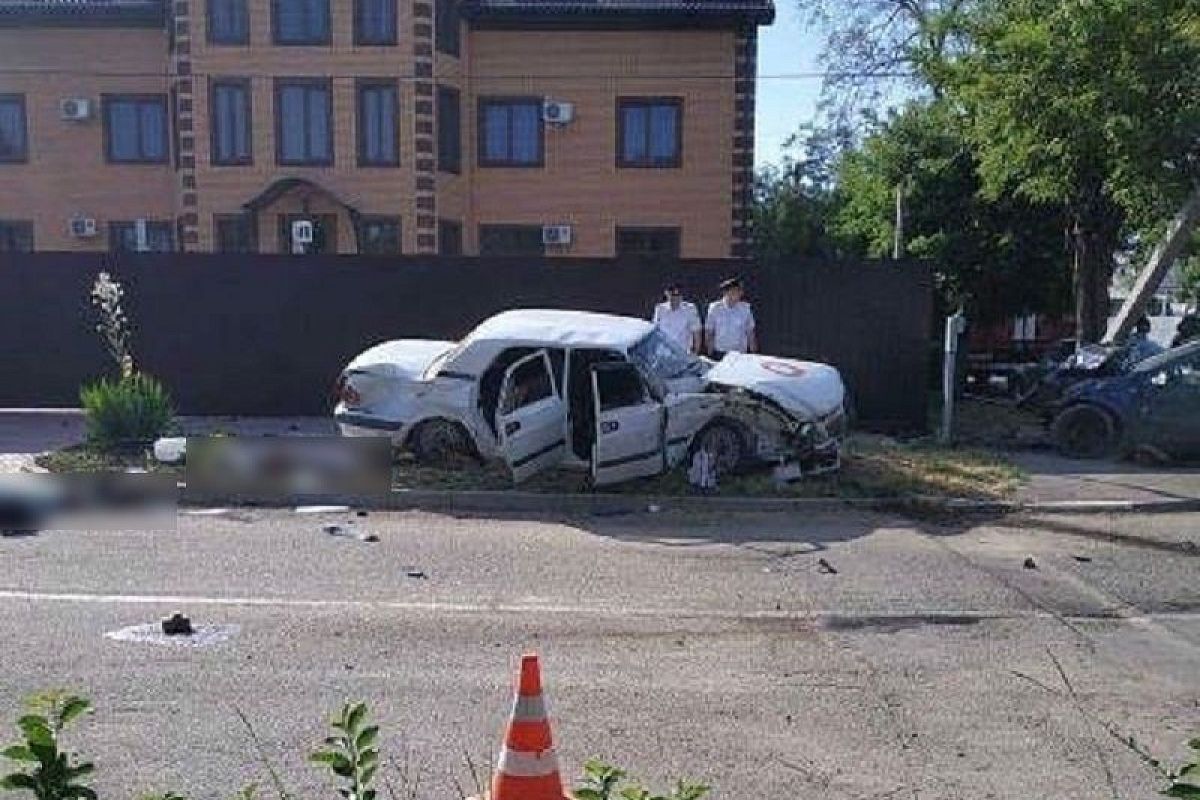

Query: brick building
(0, 0), (771, 257)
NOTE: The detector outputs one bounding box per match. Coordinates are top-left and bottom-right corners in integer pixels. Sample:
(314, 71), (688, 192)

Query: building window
(616, 227), (681, 259)
(438, 219), (462, 255)
(273, 0), (330, 45)
(0, 95), (28, 163)
(104, 95), (169, 164)
(437, 86), (460, 174)
(0, 220), (33, 252)
(435, 0), (459, 56)
(354, 0), (396, 44)
(210, 79), (252, 165)
(214, 214), (257, 253)
(358, 216), (401, 254)
(357, 81), (399, 167)
(109, 221), (174, 253)
(208, 0), (249, 44)
(275, 79), (333, 165)
(618, 97), (682, 168)
(479, 224), (544, 256)
(479, 98), (542, 167)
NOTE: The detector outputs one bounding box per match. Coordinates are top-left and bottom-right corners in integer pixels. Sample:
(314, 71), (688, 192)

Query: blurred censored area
(0, 473), (176, 533)
(185, 436), (392, 499)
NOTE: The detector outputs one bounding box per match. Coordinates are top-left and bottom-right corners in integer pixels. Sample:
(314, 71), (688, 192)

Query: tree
(796, 0), (977, 121)
(832, 101), (1070, 320)
(752, 125), (850, 262)
(949, 0), (1200, 342)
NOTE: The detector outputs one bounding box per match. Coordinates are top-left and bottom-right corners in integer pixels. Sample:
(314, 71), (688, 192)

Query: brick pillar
(731, 26), (757, 260)
(171, 0), (199, 251)
(412, 3), (438, 254)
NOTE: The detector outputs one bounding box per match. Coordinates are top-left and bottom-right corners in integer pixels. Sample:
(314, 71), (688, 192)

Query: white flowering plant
(89, 271), (134, 379)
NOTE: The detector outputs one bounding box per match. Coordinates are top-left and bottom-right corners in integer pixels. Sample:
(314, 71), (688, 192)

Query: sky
(753, 1), (825, 169)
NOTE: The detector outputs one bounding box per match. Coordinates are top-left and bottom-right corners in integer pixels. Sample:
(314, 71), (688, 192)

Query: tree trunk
(1072, 219), (1118, 345)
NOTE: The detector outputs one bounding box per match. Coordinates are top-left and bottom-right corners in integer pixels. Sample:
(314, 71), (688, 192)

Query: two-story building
(0, 0), (771, 257)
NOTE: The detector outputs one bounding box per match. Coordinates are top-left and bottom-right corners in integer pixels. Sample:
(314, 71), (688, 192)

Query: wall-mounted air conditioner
(60, 98), (93, 122)
(68, 216), (98, 238)
(542, 100), (574, 125)
(542, 225), (573, 246)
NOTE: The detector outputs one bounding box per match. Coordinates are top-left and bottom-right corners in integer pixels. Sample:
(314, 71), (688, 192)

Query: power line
(0, 64), (1192, 80)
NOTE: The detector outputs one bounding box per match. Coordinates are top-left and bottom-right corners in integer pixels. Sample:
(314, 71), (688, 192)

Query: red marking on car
(761, 360), (807, 377)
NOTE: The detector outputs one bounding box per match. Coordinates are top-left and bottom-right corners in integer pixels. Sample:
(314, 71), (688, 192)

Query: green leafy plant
(80, 373), (173, 453)
(1164, 737), (1200, 798)
(576, 759), (709, 800)
(310, 703), (380, 800)
(1, 691), (95, 800)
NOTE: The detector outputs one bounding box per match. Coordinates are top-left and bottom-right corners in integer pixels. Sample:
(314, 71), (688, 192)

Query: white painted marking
(106, 622), (240, 647)
(0, 590), (1197, 627)
(294, 505), (351, 514)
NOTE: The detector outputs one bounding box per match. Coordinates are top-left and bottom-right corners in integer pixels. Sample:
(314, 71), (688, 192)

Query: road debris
(357, 533), (380, 543)
(817, 558), (838, 575)
(406, 569), (428, 579)
(323, 524), (344, 536)
(161, 613), (194, 636)
(1023, 557), (1038, 570)
(1072, 555), (1093, 563)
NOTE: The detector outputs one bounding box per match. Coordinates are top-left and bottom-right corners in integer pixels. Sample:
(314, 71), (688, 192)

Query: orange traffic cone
(489, 653), (572, 800)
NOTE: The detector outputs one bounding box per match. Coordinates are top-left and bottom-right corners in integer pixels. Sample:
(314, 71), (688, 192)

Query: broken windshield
(628, 328), (705, 382)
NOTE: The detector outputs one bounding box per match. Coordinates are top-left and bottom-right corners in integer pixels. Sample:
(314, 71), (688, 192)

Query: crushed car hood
(345, 339), (455, 380)
(705, 353), (845, 419)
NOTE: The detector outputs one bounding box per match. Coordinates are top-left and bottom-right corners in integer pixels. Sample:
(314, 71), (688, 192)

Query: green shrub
(0, 690), (96, 800)
(80, 373), (173, 453)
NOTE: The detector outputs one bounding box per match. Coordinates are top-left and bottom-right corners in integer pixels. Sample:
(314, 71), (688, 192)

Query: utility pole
(1103, 186), (1200, 343)
(893, 183), (905, 261)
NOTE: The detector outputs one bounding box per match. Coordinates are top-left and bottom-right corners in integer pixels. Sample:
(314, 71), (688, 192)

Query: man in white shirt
(705, 277), (757, 358)
(652, 284), (702, 353)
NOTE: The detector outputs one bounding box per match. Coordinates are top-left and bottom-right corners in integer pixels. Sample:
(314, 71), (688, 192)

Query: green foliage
(1163, 737), (1200, 798)
(947, 0), (1200, 339)
(1181, 256), (1200, 305)
(832, 100), (1071, 320)
(753, 125), (851, 263)
(310, 703), (380, 800)
(1, 691), (95, 800)
(575, 758), (709, 800)
(80, 373), (173, 453)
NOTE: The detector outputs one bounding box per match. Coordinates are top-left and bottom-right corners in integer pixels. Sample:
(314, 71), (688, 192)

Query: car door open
(591, 361), (665, 485)
(497, 350), (568, 482)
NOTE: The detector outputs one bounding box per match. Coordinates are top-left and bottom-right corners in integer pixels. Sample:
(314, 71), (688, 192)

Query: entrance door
(496, 350), (568, 482)
(278, 213), (338, 254)
(590, 362), (665, 485)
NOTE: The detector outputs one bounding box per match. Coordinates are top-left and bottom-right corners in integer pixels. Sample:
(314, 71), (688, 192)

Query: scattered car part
(161, 613), (194, 636)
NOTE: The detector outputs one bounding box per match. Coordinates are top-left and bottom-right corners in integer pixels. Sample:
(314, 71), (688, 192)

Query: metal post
(940, 310), (966, 444)
(893, 184), (905, 261)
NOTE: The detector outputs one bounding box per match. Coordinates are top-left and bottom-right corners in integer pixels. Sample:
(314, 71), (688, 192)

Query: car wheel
(691, 421), (747, 475)
(1052, 405), (1118, 459)
(409, 419), (477, 467)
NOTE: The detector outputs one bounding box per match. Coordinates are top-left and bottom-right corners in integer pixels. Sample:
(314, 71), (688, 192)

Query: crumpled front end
(718, 388), (847, 475)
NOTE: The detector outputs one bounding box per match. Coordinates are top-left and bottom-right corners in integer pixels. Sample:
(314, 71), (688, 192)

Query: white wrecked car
(333, 309), (847, 485)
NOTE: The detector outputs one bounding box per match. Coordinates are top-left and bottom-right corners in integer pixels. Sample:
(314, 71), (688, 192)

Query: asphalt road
(1, 507), (1198, 800)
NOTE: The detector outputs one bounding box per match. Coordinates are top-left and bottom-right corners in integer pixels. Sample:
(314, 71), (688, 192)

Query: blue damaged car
(1051, 340), (1200, 460)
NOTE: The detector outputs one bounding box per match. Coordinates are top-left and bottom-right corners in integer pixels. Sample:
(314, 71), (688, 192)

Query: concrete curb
(177, 487), (1200, 516)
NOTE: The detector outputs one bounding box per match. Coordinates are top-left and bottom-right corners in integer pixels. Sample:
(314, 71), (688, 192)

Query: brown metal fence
(0, 253), (932, 429)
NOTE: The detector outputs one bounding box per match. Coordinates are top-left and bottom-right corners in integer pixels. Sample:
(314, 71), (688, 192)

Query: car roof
(462, 309), (654, 350)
